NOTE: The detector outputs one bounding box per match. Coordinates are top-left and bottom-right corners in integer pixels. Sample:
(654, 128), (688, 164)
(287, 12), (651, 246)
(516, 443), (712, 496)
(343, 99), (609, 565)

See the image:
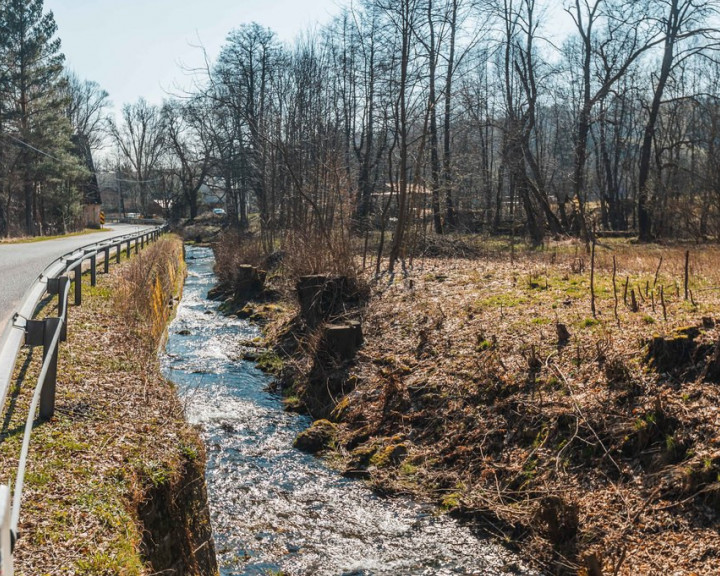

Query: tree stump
(703, 340), (720, 382)
(346, 320), (364, 346)
(322, 322), (363, 361)
(645, 327), (700, 373)
(296, 275), (347, 327)
(234, 265), (266, 301)
(556, 323), (571, 345)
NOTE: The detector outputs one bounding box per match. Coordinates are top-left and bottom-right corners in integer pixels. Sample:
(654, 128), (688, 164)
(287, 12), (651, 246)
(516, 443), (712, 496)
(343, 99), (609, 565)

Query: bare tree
(377, 0), (422, 273)
(637, 0), (720, 240)
(162, 98), (212, 220)
(63, 71), (109, 151)
(564, 0), (664, 238)
(108, 98), (165, 214)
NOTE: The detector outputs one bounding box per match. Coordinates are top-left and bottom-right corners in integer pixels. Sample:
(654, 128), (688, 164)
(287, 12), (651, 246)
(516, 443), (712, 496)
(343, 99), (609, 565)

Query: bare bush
(212, 231), (267, 288)
(281, 228), (358, 281)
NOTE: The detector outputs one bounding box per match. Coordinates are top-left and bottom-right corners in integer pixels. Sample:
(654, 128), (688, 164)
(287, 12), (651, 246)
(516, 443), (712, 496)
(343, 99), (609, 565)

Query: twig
(549, 362), (623, 476)
(653, 256), (663, 288)
(612, 256), (619, 323)
(612, 547), (628, 576)
(623, 276), (629, 306)
(684, 250), (690, 300)
(660, 285), (667, 321)
(637, 285), (646, 303)
(590, 238), (597, 318)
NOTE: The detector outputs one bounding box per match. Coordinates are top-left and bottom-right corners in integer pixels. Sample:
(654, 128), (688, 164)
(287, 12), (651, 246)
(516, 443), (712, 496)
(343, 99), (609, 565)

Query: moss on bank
(0, 235), (217, 575)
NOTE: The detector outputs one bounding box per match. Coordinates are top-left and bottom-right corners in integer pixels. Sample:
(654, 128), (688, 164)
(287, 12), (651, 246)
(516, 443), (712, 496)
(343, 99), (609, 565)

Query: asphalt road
(0, 224), (154, 339)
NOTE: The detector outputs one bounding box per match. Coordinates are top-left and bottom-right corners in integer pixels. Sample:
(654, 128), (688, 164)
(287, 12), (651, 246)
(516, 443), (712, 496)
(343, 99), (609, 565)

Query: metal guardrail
(0, 225), (168, 573)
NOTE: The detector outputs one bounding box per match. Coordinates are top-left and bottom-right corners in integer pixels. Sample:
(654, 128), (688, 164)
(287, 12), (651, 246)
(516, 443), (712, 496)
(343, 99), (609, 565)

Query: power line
(0, 132), (163, 184)
(4, 132), (66, 164)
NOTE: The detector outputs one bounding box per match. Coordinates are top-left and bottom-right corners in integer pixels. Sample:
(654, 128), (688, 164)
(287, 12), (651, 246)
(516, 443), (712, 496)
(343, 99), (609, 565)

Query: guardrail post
(47, 277), (69, 341)
(24, 318), (60, 420)
(0, 485), (13, 576)
(141, 234), (145, 249)
(90, 254), (97, 287)
(73, 261), (82, 306)
(126, 240), (131, 259)
(116, 243), (121, 264)
(104, 247), (110, 274)
(40, 318), (60, 421)
(134, 238), (139, 255)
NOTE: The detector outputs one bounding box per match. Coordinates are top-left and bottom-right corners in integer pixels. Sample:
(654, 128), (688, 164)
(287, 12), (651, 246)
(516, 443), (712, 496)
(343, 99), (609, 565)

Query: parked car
(212, 208), (226, 215)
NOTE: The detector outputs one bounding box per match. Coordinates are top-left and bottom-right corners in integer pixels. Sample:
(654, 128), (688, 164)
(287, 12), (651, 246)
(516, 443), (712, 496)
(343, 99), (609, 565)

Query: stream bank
(208, 236), (720, 575)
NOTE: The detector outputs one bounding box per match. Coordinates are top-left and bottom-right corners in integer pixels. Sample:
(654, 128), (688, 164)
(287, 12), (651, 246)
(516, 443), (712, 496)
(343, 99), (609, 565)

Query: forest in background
(2, 0), (720, 259)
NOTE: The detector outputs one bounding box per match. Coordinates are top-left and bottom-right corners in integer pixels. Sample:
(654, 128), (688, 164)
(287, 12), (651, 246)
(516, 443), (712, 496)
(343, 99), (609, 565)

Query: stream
(161, 245), (537, 576)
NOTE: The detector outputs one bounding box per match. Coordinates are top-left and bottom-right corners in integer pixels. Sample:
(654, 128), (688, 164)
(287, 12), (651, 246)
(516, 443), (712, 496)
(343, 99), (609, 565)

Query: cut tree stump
(702, 340), (720, 382)
(234, 265), (266, 301)
(556, 323), (571, 345)
(645, 326), (700, 373)
(322, 322), (363, 361)
(296, 275), (348, 327)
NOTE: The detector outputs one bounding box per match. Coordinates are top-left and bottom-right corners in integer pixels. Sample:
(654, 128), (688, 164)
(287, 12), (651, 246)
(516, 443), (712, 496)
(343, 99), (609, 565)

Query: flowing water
(162, 245), (537, 576)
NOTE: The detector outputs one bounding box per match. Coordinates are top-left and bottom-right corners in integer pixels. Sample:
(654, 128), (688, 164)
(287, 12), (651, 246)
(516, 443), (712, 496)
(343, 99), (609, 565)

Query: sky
(45, 0), (346, 110)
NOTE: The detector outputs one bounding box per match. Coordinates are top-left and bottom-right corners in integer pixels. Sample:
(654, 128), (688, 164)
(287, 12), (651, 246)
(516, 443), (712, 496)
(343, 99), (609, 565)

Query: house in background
(74, 136), (103, 227)
(97, 172), (142, 218)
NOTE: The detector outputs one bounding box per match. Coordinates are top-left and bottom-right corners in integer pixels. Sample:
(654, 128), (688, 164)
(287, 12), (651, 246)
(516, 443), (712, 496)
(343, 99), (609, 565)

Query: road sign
(99, 211), (105, 227)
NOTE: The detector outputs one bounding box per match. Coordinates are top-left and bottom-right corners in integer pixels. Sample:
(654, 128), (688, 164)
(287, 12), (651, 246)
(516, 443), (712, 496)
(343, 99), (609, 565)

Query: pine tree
(0, 0), (81, 235)
(0, 4), (12, 236)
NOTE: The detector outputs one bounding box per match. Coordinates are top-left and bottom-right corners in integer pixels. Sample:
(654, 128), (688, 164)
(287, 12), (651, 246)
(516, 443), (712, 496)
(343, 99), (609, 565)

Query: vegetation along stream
(162, 245), (536, 576)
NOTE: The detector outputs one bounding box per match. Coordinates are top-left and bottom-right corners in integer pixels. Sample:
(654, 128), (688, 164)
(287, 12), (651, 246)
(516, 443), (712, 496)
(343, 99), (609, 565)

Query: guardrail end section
(0, 485), (13, 575)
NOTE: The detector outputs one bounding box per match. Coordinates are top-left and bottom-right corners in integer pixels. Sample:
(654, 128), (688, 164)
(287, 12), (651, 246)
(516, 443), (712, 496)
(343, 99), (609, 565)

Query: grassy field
(245, 234), (720, 576)
(0, 228), (110, 244)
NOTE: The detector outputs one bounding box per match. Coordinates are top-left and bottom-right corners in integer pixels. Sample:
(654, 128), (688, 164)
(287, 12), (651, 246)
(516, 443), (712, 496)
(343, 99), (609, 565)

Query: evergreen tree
(0, 0), (83, 235)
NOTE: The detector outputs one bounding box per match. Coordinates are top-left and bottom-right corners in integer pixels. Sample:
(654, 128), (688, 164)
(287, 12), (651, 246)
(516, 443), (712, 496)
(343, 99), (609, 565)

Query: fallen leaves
(323, 241), (720, 575)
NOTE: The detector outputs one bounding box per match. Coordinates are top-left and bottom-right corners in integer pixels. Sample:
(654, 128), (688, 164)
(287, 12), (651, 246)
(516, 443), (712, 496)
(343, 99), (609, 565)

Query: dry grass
(265, 237), (720, 576)
(0, 236), (205, 575)
(212, 228), (362, 308)
(280, 228), (358, 280)
(114, 237), (185, 342)
(348, 240), (720, 574)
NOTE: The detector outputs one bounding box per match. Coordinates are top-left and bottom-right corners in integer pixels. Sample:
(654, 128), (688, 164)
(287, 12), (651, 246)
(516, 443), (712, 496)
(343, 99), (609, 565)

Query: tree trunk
(638, 0), (678, 242)
(389, 1), (413, 273)
(24, 170), (35, 236)
(442, 0), (458, 229)
(427, 0), (443, 234)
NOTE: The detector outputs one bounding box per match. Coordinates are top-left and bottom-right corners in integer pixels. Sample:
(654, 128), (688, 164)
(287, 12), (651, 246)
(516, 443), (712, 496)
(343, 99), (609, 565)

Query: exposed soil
(238, 239), (720, 576)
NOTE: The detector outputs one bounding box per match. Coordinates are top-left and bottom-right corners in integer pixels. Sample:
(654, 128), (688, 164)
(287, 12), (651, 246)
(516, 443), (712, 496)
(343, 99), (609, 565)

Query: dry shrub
(212, 230), (267, 287)
(115, 236), (185, 342)
(281, 228), (357, 281)
(414, 234), (482, 259)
